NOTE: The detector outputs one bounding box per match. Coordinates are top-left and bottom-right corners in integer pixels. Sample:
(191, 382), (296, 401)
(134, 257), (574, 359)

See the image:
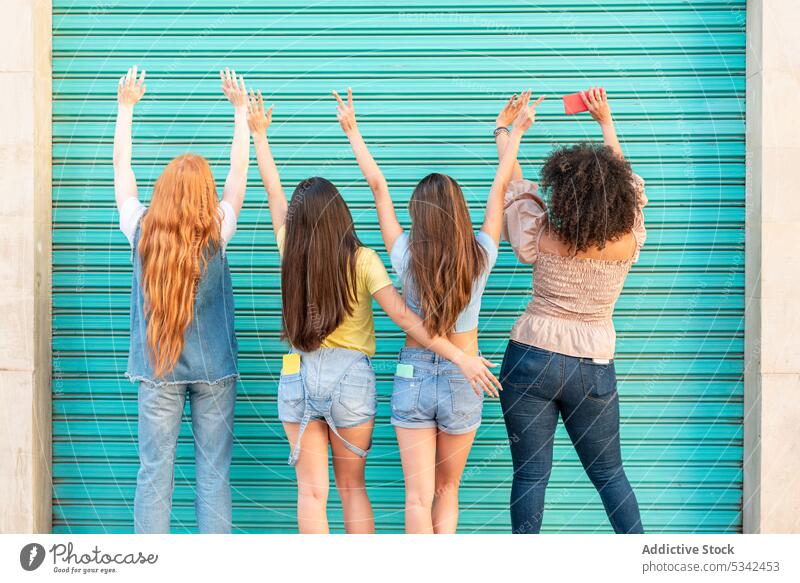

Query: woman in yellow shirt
(246, 90), (502, 534)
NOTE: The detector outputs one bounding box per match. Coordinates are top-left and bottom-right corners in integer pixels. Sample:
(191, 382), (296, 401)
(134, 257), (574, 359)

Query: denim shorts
(278, 348), (377, 427)
(391, 347), (484, 434)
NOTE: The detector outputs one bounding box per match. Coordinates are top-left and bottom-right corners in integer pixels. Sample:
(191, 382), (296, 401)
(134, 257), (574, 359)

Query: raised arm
(581, 87), (623, 159)
(113, 66), (146, 212)
(334, 87), (403, 253)
(494, 93), (524, 182)
(247, 89), (288, 234)
(482, 90), (544, 244)
(372, 285), (502, 398)
(220, 68), (249, 216)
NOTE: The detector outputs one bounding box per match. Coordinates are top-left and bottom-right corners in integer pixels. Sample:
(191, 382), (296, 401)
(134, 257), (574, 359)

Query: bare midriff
(405, 328), (480, 357)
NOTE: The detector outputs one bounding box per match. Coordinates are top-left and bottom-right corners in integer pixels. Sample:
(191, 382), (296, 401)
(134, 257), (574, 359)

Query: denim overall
(126, 216), (239, 385)
(278, 347), (377, 466)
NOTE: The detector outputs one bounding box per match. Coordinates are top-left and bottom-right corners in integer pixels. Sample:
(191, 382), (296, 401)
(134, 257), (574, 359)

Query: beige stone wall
(0, 0), (52, 533)
(744, 0), (800, 533)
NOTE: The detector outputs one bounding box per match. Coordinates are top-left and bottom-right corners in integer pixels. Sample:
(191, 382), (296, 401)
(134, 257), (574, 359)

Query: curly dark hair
(540, 143), (639, 252)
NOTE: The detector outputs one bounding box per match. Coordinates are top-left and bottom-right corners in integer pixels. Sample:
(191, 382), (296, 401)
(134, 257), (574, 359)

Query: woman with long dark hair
(114, 67), (249, 533)
(496, 88), (646, 533)
(246, 90), (502, 534)
(335, 87), (543, 533)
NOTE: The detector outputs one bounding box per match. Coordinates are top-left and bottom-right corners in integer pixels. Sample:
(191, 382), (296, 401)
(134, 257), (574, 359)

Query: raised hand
(484, 89), (543, 243)
(496, 93), (523, 127)
(580, 87), (612, 125)
(333, 87), (357, 135)
(247, 86), (287, 232)
(247, 89), (273, 140)
(512, 89), (546, 134)
(117, 66), (146, 107)
(335, 85), (401, 250)
(220, 67), (247, 108)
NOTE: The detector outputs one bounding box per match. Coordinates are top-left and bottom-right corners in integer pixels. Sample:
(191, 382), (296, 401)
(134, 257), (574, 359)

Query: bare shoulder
(539, 230), (637, 261)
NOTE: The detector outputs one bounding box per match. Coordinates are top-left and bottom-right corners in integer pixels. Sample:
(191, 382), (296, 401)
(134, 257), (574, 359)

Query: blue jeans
(134, 377), (237, 533)
(499, 340), (643, 534)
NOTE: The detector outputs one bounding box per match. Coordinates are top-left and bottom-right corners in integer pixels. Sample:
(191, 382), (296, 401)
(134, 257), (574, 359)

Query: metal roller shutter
(52, 0), (745, 532)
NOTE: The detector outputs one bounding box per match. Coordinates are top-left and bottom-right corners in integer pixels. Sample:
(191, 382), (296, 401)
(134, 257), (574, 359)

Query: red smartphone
(563, 92), (589, 115)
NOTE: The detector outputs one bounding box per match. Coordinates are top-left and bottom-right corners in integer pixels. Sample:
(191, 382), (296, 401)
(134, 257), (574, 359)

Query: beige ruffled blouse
(501, 176), (647, 360)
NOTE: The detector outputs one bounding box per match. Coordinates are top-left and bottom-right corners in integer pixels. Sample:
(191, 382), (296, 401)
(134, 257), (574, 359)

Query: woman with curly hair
(495, 88), (647, 534)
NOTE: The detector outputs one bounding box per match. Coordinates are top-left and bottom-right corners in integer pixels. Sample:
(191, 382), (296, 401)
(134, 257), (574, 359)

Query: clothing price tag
(396, 363), (414, 378)
(282, 353), (301, 375)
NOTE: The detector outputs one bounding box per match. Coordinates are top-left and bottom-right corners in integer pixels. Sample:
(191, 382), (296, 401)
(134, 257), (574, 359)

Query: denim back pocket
(579, 360), (617, 403)
(448, 374), (483, 416)
(278, 373), (304, 405)
(277, 373), (305, 421)
(500, 341), (553, 391)
(337, 365), (377, 418)
(391, 374), (421, 416)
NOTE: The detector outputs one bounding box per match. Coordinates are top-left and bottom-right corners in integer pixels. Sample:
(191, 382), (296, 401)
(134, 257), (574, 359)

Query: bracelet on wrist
(493, 126), (510, 138)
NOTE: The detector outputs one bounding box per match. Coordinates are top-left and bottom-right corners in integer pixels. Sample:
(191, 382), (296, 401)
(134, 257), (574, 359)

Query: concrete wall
(744, 0), (800, 533)
(0, 0), (52, 533)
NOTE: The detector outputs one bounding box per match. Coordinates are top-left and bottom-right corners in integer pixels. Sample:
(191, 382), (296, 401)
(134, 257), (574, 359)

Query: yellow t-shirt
(276, 226), (392, 356)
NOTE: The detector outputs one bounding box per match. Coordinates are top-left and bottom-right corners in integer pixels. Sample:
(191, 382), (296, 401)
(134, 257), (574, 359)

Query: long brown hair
(138, 154), (221, 376)
(281, 177), (361, 351)
(408, 173), (486, 336)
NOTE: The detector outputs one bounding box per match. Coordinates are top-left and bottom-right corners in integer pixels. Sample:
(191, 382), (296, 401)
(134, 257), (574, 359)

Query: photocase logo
(20, 543), (46, 571)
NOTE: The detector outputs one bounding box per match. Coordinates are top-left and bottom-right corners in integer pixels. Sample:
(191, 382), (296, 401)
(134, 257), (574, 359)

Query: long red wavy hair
(138, 154), (221, 377)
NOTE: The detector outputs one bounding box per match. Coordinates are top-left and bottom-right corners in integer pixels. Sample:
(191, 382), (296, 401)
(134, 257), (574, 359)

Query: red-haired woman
(113, 66), (249, 533)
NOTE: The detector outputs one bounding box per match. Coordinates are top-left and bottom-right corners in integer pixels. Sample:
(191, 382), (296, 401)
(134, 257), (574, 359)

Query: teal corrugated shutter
(52, 0), (745, 533)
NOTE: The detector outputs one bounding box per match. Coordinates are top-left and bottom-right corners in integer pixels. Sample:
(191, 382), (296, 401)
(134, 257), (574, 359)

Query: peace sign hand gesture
(511, 89), (546, 134)
(496, 93), (524, 127)
(333, 87), (357, 135)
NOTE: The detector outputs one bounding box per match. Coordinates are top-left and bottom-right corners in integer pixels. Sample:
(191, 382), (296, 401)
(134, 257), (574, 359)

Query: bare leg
(283, 420), (330, 534)
(330, 420), (375, 534)
(433, 429), (477, 534)
(395, 426), (438, 533)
